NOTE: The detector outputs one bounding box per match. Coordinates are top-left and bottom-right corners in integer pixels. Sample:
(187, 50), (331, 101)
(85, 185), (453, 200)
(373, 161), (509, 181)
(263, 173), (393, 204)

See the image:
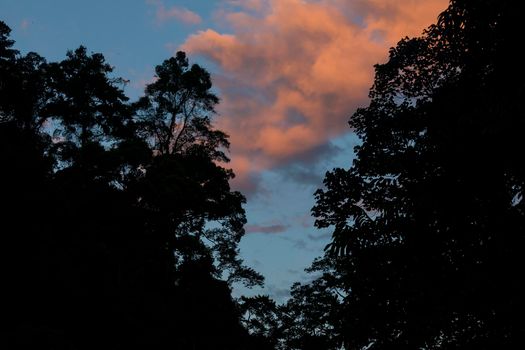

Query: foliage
(278, 258), (345, 350)
(0, 21), (261, 349)
(239, 255), (347, 350)
(313, 0), (525, 348)
(134, 51), (226, 159)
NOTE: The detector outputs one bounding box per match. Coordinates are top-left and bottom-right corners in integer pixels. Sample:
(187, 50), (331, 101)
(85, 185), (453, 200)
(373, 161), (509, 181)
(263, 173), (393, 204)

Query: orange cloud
(148, 0), (202, 25)
(181, 0), (448, 193)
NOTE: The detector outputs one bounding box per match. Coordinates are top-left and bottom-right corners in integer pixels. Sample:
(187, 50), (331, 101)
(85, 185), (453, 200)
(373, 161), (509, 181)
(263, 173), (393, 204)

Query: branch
(172, 97), (197, 153)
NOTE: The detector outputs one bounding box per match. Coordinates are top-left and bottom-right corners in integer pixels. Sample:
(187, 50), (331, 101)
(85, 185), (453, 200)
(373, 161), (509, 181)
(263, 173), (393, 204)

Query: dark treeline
(0, 22), (269, 349)
(1, 0), (525, 348)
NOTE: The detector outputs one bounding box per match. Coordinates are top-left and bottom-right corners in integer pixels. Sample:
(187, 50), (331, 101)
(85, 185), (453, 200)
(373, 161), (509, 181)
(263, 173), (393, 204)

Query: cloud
(181, 0), (448, 194)
(277, 165), (323, 187)
(148, 0), (202, 25)
(245, 223), (290, 234)
(307, 231), (333, 242)
(271, 140), (343, 186)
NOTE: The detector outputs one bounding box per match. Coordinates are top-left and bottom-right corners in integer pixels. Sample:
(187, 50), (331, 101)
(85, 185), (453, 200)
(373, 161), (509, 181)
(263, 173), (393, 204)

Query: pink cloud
(148, 0), (202, 25)
(245, 223), (289, 234)
(181, 0), (448, 193)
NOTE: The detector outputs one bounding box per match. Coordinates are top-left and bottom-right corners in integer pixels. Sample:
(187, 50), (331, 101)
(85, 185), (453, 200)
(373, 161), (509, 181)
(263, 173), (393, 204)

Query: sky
(0, 0), (448, 301)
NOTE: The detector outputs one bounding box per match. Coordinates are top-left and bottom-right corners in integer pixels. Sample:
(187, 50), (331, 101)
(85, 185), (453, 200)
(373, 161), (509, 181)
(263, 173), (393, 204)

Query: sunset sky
(1, 0), (448, 301)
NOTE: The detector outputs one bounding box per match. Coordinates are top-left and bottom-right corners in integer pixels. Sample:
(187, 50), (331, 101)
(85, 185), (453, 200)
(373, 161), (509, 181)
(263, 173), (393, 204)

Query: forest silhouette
(1, 0), (524, 348)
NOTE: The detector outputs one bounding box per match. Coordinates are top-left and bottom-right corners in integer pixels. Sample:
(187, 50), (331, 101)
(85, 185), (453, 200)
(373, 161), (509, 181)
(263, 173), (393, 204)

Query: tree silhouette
(134, 51), (225, 158)
(237, 255), (348, 350)
(132, 53), (263, 289)
(0, 21), (262, 349)
(45, 46), (130, 148)
(313, 0), (525, 348)
(278, 257), (345, 350)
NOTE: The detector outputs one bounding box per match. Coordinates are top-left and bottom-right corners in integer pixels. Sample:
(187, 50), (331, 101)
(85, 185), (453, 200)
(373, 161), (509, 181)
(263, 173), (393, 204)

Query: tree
(237, 255), (348, 350)
(0, 22), (263, 349)
(0, 21), (58, 349)
(313, 0), (525, 348)
(0, 20), (19, 122)
(278, 257), (345, 350)
(46, 46), (130, 146)
(134, 51), (226, 159)
(239, 295), (282, 349)
(132, 52), (263, 289)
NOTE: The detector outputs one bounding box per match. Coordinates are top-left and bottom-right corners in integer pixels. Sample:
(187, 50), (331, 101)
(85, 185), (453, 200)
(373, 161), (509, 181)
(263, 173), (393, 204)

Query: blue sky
(0, 0), (447, 301)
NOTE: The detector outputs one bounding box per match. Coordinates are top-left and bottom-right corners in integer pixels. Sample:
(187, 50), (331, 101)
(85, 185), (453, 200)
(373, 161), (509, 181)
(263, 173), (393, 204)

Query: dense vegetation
(2, 0), (524, 348)
(309, 0), (525, 348)
(0, 21), (267, 349)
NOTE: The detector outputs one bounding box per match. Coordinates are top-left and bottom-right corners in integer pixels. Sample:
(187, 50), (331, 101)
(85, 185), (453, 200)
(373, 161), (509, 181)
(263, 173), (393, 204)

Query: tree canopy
(312, 0), (525, 348)
(0, 21), (263, 349)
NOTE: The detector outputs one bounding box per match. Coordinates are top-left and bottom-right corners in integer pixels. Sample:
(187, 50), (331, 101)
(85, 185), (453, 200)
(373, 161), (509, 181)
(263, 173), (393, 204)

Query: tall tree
(0, 21), (58, 349)
(0, 20), (19, 122)
(134, 51), (226, 158)
(133, 52), (263, 289)
(46, 46), (130, 147)
(0, 22), (263, 349)
(278, 256), (345, 350)
(313, 0), (525, 348)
